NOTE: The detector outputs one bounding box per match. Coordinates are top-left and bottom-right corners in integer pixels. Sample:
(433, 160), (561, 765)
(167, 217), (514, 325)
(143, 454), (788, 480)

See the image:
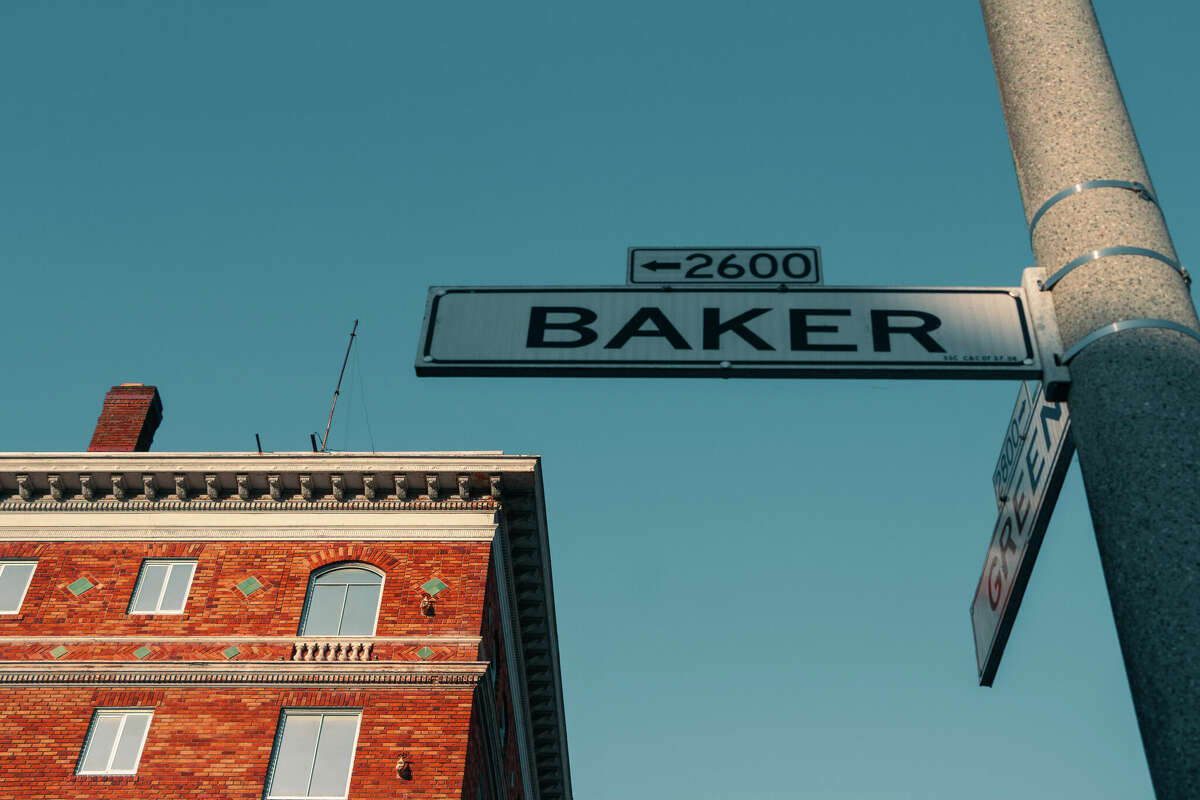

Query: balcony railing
(290, 640), (373, 662)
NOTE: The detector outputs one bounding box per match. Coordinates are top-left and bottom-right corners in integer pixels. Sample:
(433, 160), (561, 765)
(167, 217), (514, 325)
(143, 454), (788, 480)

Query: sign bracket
(1021, 267), (1071, 400)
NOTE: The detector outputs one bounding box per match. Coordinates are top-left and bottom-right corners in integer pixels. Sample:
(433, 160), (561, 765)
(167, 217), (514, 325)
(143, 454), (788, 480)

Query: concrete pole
(980, 1), (1200, 796)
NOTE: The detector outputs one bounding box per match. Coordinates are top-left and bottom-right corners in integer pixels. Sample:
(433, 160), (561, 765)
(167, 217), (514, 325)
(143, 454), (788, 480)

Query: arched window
(299, 564), (384, 636)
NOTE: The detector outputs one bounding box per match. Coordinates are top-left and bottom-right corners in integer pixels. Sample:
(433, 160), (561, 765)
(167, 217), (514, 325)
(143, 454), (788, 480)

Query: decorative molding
(0, 526), (496, 542)
(291, 640), (372, 662)
(502, 485), (572, 800)
(494, 513), (537, 800)
(17, 474), (33, 502)
(0, 501), (487, 513)
(0, 661), (487, 686)
(2, 635), (482, 645)
(0, 467), (533, 509)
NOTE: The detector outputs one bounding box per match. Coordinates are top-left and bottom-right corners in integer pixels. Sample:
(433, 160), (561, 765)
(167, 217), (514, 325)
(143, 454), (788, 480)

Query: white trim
(0, 559), (37, 614)
(0, 453), (530, 470)
(298, 563), (385, 638)
(266, 708), (362, 800)
(0, 527), (497, 542)
(128, 560), (197, 615)
(76, 708), (154, 775)
(0, 510), (499, 542)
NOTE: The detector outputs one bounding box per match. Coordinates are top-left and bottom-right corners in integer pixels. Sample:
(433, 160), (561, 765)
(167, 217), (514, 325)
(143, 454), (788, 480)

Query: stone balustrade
(290, 640), (373, 662)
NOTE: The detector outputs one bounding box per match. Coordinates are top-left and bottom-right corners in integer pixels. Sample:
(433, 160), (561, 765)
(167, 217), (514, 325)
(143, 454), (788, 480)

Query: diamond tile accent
(416, 646), (434, 660)
(49, 645), (68, 659)
(236, 576), (263, 596)
(421, 577), (448, 597)
(133, 646), (152, 660)
(66, 577), (94, 596)
(222, 646), (241, 660)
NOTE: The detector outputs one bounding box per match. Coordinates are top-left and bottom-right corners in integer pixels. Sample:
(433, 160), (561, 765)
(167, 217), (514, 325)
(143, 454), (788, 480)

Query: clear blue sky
(3, 2), (1195, 797)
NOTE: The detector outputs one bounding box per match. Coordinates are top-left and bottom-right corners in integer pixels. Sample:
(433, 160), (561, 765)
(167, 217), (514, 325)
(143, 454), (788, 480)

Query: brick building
(0, 385), (572, 799)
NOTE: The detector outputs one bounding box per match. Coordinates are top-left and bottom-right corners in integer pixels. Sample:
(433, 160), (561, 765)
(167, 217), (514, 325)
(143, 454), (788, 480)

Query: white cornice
(0, 452), (539, 474)
(0, 453), (536, 507)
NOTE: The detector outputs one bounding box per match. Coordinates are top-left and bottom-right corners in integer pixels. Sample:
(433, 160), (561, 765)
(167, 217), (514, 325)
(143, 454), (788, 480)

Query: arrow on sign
(642, 261), (681, 271)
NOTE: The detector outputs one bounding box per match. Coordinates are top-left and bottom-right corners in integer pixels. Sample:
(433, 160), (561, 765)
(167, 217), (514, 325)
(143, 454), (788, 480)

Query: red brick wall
(0, 540), (491, 641)
(0, 536), (522, 797)
(0, 683), (481, 799)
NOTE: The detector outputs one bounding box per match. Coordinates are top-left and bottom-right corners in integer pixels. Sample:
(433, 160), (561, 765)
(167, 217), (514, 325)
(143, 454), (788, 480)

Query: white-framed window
(76, 708), (153, 775)
(0, 560), (37, 614)
(298, 564), (384, 637)
(265, 709), (362, 799)
(128, 559), (197, 614)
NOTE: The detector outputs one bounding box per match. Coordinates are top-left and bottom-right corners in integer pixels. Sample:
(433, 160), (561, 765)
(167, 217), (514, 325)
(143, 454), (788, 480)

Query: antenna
(320, 319), (359, 452)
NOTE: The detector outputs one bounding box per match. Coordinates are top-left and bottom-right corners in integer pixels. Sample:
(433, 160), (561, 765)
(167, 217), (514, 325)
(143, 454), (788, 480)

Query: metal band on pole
(1028, 180), (1159, 242)
(1038, 246), (1190, 291)
(1061, 318), (1200, 363)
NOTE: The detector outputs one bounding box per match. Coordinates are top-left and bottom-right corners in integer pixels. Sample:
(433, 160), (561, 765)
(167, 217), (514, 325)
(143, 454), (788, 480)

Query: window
(129, 560), (196, 614)
(265, 710), (361, 799)
(298, 565), (383, 636)
(0, 560), (37, 614)
(76, 709), (153, 775)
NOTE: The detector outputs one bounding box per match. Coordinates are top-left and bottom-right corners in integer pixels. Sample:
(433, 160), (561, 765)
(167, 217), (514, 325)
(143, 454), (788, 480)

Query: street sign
(416, 286), (1041, 378)
(991, 381), (1035, 508)
(628, 247), (822, 286)
(971, 382), (1074, 686)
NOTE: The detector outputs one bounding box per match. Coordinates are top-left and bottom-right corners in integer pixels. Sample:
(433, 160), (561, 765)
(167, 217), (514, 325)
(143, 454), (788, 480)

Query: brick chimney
(87, 383), (164, 452)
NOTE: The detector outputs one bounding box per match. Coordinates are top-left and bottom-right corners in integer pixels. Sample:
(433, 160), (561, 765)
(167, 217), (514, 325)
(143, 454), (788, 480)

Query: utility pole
(981, 1), (1200, 796)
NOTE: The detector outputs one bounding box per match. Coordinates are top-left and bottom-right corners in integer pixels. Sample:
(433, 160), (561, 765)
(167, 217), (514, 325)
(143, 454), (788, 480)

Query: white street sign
(628, 247), (822, 286)
(991, 381), (1035, 507)
(971, 382), (1074, 686)
(416, 286), (1041, 378)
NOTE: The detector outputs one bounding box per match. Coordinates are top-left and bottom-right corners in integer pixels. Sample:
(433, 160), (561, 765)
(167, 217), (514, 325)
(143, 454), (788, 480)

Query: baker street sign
(416, 286), (1042, 379)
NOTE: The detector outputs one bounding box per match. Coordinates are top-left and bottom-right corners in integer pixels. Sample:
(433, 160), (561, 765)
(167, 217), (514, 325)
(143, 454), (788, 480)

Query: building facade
(0, 385), (572, 799)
